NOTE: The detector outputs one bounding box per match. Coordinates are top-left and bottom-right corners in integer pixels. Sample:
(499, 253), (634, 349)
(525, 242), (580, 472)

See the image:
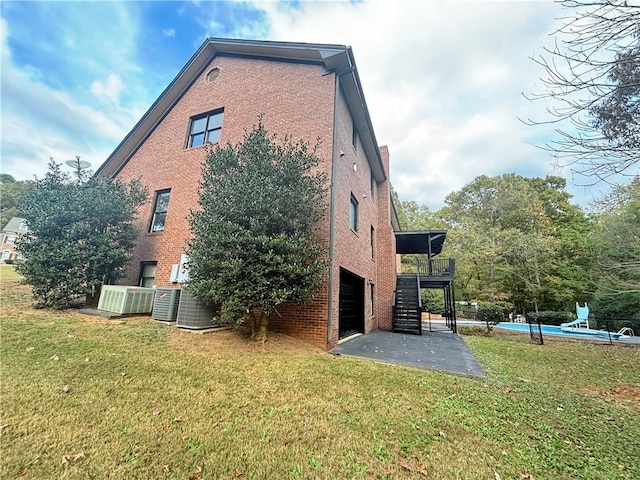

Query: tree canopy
(187, 122), (328, 341)
(16, 160), (147, 309)
(0, 174), (29, 229)
(396, 174), (593, 314)
(589, 178), (640, 320)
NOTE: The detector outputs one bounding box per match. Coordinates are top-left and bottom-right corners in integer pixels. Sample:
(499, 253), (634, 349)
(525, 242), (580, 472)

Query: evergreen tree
(187, 121), (328, 341)
(16, 160), (147, 309)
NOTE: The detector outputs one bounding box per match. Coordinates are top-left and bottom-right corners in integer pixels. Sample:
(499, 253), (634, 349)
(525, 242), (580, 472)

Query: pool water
(494, 322), (617, 339)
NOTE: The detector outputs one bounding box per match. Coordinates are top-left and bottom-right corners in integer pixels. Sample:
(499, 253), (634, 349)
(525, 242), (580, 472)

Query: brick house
(97, 38), (447, 350)
(1, 217), (28, 263)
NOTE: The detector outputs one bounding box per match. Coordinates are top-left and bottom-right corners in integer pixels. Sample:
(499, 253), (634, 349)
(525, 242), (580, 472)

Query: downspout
(327, 72), (342, 345)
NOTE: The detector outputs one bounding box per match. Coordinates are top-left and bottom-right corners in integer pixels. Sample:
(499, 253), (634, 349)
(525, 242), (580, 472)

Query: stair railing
(416, 260), (422, 311)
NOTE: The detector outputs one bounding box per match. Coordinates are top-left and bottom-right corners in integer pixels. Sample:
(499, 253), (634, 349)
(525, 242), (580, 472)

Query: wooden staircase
(393, 274), (422, 335)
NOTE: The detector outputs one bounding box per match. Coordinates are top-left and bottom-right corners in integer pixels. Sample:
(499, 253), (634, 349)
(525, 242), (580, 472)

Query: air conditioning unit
(176, 290), (220, 330)
(152, 288), (181, 322)
(97, 286), (155, 314)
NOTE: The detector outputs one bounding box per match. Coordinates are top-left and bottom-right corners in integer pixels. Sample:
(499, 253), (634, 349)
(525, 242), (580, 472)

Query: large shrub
(16, 160), (147, 309)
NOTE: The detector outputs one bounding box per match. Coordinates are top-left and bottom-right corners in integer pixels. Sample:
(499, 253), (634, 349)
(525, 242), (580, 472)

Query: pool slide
(560, 317), (589, 328)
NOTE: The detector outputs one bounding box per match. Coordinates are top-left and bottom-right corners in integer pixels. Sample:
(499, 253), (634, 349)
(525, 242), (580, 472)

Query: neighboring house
(1, 217), (28, 263)
(97, 38), (454, 349)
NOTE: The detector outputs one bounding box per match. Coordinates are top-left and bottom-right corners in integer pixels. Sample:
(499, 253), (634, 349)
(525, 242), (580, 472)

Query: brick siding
(114, 53), (396, 350)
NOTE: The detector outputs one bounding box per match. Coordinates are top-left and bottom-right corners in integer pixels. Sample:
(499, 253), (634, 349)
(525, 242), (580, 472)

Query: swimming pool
(494, 322), (620, 340)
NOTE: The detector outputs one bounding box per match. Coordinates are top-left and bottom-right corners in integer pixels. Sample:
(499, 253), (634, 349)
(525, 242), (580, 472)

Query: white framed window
(1, 250), (11, 261)
(5, 235), (16, 245)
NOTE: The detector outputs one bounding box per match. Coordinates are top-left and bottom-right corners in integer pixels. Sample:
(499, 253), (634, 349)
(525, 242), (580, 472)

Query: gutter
(327, 71), (342, 345)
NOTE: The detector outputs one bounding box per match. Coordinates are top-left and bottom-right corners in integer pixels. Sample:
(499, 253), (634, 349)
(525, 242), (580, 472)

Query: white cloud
(0, 10), (144, 180)
(91, 74), (125, 104)
(163, 28), (176, 37)
(248, 0), (577, 208)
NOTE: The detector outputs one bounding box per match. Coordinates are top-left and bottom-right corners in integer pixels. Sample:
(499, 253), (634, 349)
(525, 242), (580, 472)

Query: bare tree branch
(525, 0), (640, 182)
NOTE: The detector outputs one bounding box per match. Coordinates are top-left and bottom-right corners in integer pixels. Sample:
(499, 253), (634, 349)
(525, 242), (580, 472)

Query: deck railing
(417, 258), (455, 277)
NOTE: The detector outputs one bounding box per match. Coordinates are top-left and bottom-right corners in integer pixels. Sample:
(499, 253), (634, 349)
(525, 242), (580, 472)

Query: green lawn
(1, 265), (639, 479)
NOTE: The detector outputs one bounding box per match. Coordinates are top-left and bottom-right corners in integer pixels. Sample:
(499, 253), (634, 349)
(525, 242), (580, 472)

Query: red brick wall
(376, 146), (397, 330)
(325, 87), (395, 348)
(113, 53), (397, 350)
(115, 55), (336, 348)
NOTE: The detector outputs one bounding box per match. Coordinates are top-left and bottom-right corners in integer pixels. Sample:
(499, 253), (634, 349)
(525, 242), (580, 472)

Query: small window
(18, 221), (27, 232)
(206, 67), (220, 83)
(352, 123), (358, 151)
(1, 249), (11, 261)
(188, 109), (224, 148)
(5, 235), (16, 245)
(371, 284), (375, 315)
(139, 261), (157, 288)
(349, 194), (358, 232)
(370, 225), (375, 259)
(370, 171), (375, 198)
(150, 190), (171, 232)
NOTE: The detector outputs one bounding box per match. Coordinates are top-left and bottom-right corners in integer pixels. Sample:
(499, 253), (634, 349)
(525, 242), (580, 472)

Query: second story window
(150, 189), (171, 233)
(352, 123), (358, 151)
(188, 109), (224, 148)
(350, 194), (358, 232)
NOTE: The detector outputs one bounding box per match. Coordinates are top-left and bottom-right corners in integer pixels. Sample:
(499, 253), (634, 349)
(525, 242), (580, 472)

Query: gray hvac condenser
(175, 290), (220, 329)
(151, 288), (181, 322)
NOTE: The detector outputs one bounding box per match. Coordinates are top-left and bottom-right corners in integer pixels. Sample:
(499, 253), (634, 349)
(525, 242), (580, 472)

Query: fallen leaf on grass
(0, 424), (8, 432)
(438, 431), (446, 438)
(62, 452), (85, 464)
(235, 468), (245, 476)
(25, 347), (34, 352)
(494, 472), (501, 480)
(520, 474), (535, 480)
(162, 465), (170, 473)
(152, 408), (162, 416)
(188, 465), (203, 480)
(174, 416), (183, 423)
(50, 355), (59, 361)
(20, 467), (28, 476)
(417, 463), (428, 476)
(62, 385), (71, 394)
(400, 461), (412, 471)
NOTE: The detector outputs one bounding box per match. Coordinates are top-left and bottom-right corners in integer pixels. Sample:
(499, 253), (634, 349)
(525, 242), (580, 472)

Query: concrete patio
(330, 324), (485, 378)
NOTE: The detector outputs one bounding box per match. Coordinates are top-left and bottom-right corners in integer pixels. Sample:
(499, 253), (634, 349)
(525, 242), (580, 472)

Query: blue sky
(0, 0), (611, 210)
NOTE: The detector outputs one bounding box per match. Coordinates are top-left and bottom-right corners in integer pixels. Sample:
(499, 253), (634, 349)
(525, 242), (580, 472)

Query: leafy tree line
(395, 173), (639, 321)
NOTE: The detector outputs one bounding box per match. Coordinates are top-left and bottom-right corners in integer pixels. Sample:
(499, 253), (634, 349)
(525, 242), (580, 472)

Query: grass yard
(1, 264), (639, 479)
